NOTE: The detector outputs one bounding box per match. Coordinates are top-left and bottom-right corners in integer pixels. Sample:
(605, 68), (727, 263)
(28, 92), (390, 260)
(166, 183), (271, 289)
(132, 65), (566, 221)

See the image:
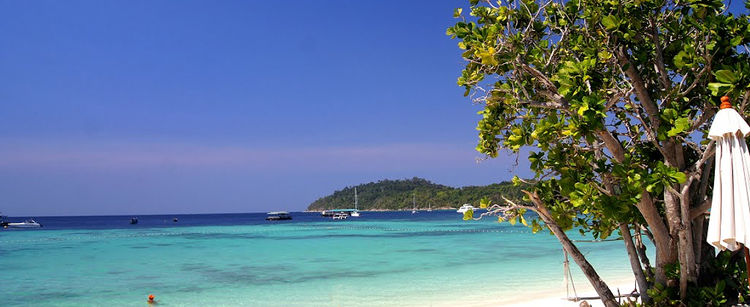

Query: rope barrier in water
(0, 225), (533, 244)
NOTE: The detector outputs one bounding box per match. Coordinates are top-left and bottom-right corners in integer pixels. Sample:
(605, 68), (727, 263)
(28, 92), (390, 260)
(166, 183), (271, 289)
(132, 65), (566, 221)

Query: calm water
(0, 211), (637, 306)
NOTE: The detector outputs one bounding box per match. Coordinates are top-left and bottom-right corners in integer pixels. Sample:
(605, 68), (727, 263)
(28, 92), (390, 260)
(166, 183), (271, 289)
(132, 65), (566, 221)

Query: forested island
(307, 177), (525, 211)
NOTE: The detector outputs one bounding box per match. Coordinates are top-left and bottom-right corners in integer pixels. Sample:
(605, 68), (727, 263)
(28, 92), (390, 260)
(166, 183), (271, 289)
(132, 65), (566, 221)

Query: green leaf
(708, 82), (733, 96)
(674, 51), (688, 69)
(477, 47), (499, 66)
(509, 216), (517, 225)
(601, 15), (618, 30)
(453, 8), (463, 18)
(463, 209), (473, 221)
(714, 70), (737, 84)
(667, 117), (690, 136)
(479, 196), (491, 208)
(731, 35), (743, 47)
(672, 171), (687, 184)
(577, 103), (589, 116)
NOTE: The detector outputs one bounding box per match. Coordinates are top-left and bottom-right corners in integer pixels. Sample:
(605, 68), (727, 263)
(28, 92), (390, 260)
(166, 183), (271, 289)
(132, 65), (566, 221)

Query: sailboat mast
(355, 187), (358, 210)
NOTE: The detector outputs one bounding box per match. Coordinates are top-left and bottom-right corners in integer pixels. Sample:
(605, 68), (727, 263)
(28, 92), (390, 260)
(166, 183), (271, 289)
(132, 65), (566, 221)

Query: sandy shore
(425, 276), (638, 307)
(503, 278), (639, 307)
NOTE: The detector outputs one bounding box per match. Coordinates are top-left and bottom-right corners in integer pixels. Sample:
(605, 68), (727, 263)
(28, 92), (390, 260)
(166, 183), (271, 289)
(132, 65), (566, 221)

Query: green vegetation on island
(307, 177), (525, 211)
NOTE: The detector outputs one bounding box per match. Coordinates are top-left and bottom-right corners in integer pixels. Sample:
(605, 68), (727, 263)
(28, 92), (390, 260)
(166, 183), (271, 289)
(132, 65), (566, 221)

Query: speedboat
(332, 212), (348, 220)
(130, 217), (139, 224)
(457, 204), (475, 213)
(3, 219), (42, 228)
(266, 211), (292, 221)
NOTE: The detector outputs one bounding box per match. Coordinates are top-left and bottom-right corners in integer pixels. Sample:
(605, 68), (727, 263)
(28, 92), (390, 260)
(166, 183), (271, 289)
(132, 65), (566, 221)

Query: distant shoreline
(305, 207), (458, 213)
(4, 209), (463, 218)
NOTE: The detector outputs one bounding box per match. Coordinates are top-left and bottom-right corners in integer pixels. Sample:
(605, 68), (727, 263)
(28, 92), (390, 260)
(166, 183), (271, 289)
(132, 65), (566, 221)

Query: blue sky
(0, 0), (532, 216)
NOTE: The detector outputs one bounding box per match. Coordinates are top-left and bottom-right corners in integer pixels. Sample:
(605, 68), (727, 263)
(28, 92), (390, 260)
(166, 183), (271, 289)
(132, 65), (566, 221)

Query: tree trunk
(527, 192), (618, 307)
(637, 191), (675, 285)
(692, 216), (705, 276)
(676, 186), (697, 299)
(621, 223), (650, 303)
(634, 225), (652, 278)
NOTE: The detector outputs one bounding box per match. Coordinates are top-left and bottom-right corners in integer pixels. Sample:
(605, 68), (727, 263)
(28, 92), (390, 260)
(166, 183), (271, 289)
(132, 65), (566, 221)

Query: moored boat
(266, 211), (292, 221)
(130, 217), (139, 224)
(350, 187), (361, 217)
(3, 219), (42, 228)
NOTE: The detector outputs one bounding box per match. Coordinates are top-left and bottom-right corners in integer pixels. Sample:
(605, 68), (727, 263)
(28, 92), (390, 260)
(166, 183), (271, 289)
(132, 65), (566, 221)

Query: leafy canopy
(447, 0), (750, 239)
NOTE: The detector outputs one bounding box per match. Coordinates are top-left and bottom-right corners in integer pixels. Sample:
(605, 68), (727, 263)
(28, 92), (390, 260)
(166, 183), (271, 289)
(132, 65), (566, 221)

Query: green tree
(448, 0), (750, 305)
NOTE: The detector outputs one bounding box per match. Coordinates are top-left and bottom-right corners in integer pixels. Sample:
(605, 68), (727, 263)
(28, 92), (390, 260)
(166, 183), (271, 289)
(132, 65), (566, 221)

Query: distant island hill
(307, 177), (525, 211)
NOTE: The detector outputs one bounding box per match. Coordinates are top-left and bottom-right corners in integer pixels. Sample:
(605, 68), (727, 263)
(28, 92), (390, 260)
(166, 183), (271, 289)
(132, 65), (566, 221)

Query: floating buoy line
(0, 224), (540, 245)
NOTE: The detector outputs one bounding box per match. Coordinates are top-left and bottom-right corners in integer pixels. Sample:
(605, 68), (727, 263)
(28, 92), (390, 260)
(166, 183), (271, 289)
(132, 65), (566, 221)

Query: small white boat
(332, 212), (348, 220)
(4, 219), (42, 228)
(457, 204), (475, 213)
(411, 193), (417, 214)
(350, 187), (361, 217)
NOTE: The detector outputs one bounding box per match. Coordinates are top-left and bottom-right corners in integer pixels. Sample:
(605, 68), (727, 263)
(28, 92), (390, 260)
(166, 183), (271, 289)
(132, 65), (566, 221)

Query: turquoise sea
(1, 211), (639, 306)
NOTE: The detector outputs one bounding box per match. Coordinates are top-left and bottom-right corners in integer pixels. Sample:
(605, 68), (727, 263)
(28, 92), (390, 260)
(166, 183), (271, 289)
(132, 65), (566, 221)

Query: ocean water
(0, 211), (640, 306)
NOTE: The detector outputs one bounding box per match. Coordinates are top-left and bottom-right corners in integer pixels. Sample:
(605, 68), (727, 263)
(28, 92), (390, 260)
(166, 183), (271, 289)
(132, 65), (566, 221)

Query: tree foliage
(448, 0), (750, 305)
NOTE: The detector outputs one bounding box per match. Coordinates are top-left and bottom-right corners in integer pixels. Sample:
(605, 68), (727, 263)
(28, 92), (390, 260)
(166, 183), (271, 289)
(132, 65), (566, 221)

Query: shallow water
(0, 211), (639, 306)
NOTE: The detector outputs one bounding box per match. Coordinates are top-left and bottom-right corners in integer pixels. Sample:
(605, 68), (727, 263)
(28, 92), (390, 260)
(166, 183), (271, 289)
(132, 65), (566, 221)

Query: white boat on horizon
(350, 187), (361, 217)
(3, 219), (42, 228)
(411, 193), (417, 214)
(456, 204), (475, 214)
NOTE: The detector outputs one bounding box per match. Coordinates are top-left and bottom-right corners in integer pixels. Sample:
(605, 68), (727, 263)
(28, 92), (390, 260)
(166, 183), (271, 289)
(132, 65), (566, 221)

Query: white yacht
(350, 187), (361, 217)
(3, 219), (42, 228)
(411, 193), (417, 214)
(456, 204), (475, 213)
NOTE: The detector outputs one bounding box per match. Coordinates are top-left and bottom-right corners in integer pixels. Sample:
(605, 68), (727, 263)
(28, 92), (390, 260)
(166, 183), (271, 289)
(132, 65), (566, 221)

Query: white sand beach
(504, 279), (639, 307)
(426, 277), (638, 307)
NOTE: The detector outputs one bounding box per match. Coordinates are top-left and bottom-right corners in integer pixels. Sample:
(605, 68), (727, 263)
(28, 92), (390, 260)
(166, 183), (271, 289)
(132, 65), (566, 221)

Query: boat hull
(6, 223), (41, 228)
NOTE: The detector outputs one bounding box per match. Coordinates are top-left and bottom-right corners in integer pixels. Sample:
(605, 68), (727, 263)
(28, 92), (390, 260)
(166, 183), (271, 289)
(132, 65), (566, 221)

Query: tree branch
(617, 47), (661, 131)
(650, 17), (671, 91)
(690, 199), (711, 220)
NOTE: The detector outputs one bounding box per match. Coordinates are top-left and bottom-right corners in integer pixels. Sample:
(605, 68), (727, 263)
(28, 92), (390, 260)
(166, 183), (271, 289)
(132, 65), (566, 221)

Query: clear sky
(1, 0), (531, 216)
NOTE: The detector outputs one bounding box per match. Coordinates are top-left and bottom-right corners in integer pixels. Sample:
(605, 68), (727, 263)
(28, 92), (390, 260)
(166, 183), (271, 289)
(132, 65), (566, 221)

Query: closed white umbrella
(707, 96), (750, 251)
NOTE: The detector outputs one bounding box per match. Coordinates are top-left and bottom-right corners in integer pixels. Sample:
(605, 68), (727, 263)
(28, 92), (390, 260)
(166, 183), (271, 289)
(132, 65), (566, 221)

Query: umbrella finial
(721, 96), (732, 109)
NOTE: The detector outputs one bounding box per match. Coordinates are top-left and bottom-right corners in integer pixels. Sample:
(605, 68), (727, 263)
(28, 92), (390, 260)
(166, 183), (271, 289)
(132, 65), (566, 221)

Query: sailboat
(350, 187), (361, 217)
(428, 202), (432, 212)
(411, 193), (417, 214)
